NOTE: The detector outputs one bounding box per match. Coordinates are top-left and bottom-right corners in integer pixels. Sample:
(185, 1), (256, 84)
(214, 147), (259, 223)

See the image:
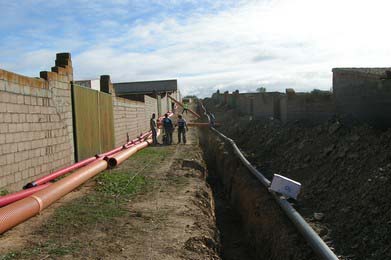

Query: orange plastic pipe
(0, 127), (161, 234)
(168, 95), (200, 118)
(0, 160), (107, 234)
(108, 139), (151, 168)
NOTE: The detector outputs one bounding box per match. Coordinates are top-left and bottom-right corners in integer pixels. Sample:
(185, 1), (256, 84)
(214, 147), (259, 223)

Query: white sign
(270, 174), (301, 200)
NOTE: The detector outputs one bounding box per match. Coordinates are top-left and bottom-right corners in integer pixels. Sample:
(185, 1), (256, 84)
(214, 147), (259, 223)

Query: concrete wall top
(332, 67), (391, 80)
(0, 69), (47, 89)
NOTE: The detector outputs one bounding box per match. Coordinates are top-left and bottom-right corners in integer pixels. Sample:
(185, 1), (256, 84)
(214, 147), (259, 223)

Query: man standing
(177, 114), (188, 144)
(162, 113), (174, 145)
(182, 102), (188, 114)
(150, 113), (158, 145)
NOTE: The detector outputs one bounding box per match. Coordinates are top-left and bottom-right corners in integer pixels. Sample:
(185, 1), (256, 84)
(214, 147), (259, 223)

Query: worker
(177, 114), (188, 144)
(150, 113), (158, 145)
(162, 113), (174, 145)
(182, 102), (189, 114)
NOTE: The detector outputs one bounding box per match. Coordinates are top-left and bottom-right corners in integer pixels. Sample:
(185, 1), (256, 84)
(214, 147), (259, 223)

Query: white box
(270, 174), (301, 200)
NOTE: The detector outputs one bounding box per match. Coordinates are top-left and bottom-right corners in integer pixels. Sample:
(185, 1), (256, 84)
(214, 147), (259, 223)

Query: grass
(1, 240), (81, 260)
(0, 189), (8, 196)
(96, 171), (147, 196)
(1, 146), (173, 259)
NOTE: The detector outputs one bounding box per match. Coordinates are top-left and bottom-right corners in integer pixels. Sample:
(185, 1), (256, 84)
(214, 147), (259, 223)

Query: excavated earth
(203, 98), (391, 260)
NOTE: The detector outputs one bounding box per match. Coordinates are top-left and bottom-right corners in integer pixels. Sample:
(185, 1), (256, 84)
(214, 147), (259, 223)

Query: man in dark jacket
(150, 113), (158, 145)
(176, 114), (188, 144)
(162, 113), (174, 145)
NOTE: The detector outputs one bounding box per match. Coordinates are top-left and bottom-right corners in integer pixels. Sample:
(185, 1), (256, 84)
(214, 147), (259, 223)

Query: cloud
(1, 0), (391, 97)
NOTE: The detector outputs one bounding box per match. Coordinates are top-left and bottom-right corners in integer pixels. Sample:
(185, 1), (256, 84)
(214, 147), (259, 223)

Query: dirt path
(108, 128), (220, 260)
(0, 118), (221, 260)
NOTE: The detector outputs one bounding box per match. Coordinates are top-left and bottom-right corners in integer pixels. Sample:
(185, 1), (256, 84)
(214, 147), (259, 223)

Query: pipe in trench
(200, 102), (338, 260)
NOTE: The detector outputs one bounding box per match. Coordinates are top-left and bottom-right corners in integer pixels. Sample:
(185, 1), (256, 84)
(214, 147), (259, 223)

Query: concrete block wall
(333, 68), (391, 127)
(112, 97), (148, 147)
(211, 90), (334, 124)
(161, 95), (169, 115)
(144, 95), (158, 129)
(253, 93), (282, 120)
(236, 94), (253, 115)
(280, 91), (335, 124)
(0, 53), (74, 191)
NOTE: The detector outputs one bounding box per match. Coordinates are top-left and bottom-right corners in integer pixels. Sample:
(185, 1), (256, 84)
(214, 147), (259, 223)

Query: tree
(256, 87), (266, 92)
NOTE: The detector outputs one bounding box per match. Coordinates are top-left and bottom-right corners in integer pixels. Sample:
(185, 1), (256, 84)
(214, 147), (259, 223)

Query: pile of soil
(204, 98), (391, 260)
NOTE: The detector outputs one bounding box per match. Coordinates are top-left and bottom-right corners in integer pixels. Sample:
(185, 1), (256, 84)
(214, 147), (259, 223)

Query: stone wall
(0, 53), (74, 191)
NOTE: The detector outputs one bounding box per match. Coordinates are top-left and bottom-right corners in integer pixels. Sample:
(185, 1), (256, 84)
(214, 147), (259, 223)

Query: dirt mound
(204, 98), (391, 260)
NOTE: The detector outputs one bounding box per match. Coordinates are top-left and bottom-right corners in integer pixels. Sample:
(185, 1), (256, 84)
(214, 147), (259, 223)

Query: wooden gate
(72, 84), (115, 161)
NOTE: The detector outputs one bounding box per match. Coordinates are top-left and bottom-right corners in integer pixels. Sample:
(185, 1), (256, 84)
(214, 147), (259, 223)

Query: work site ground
(0, 125), (221, 260)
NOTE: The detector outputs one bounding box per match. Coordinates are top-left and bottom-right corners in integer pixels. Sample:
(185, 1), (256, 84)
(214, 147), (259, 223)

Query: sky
(1, 0), (391, 97)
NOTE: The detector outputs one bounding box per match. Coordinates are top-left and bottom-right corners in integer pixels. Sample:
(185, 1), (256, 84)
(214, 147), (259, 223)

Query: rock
(319, 227), (329, 237)
(350, 134), (360, 142)
(323, 145), (335, 157)
(328, 122), (341, 134)
(298, 140), (306, 150)
(314, 212), (325, 221)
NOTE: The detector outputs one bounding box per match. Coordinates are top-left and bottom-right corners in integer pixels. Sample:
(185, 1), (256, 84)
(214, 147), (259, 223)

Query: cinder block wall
(237, 95), (252, 115)
(145, 95), (157, 126)
(253, 93), (279, 120)
(0, 53), (74, 191)
(333, 69), (391, 127)
(113, 97), (148, 147)
(161, 95), (169, 115)
(281, 91), (335, 124)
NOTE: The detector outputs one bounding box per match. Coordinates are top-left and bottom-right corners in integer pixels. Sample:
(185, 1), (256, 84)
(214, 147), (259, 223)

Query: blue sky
(1, 0), (391, 97)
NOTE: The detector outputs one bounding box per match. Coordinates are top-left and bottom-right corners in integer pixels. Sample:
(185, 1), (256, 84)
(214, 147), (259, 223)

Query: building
(74, 79), (101, 91)
(113, 79), (181, 115)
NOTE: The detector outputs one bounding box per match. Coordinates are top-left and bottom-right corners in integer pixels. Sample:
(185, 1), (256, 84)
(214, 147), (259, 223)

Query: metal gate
(72, 84), (115, 161)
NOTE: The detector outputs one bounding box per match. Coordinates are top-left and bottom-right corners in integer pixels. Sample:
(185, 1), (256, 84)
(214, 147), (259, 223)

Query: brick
(12, 114), (19, 123)
(0, 123), (8, 133)
(4, 114), (11, 123)
(15, 171), (22, 182)
(6, 153), (14, 164)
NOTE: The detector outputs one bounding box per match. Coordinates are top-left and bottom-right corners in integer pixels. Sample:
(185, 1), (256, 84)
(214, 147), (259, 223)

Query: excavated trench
(199, 129), (318, 260)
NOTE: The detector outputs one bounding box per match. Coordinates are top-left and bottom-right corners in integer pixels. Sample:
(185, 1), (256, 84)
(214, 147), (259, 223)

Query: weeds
(1, 146), (172, 259)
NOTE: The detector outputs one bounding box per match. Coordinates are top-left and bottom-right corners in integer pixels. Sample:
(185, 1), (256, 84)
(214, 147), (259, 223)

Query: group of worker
(150, 113), (188, 145)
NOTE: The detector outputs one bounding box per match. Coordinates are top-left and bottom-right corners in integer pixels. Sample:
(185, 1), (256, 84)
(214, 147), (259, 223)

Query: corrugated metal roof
(114, 79), (177, 95)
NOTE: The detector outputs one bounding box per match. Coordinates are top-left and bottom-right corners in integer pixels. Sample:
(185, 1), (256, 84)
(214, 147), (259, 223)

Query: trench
(207, 173), (255, 260)
(199, 129), (317, 260)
